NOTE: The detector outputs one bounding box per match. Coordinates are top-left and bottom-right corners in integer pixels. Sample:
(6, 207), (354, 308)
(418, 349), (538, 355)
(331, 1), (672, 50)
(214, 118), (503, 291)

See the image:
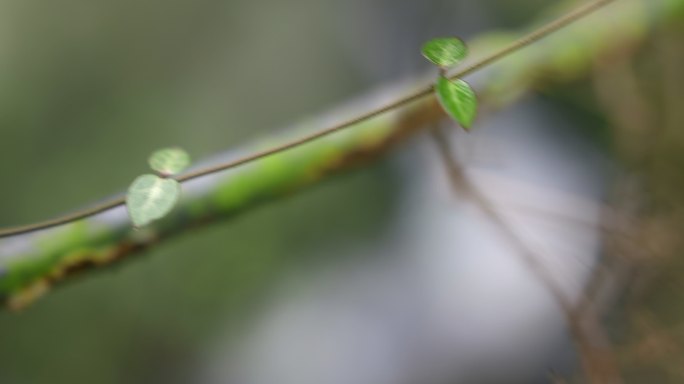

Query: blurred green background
(1, 0), (683, 383)
(0, 0), (426, 382)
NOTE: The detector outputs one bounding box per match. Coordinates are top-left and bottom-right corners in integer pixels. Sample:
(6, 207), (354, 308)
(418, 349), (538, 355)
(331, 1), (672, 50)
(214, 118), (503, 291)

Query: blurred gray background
(0, 1), (617, 383)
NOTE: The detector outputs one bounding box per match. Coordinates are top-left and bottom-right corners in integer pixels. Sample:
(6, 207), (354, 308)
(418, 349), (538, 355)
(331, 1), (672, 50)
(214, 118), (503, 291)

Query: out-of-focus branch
(0, 0), (680, 310)
(589, 18), (684, 380)
(429, 126), (623, 383)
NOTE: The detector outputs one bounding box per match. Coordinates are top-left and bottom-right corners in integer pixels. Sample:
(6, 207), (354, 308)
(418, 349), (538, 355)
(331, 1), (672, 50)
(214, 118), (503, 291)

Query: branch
(429, 126), (623, 383)
(0, 0), (676, 309)
(0, 0), (616, 239)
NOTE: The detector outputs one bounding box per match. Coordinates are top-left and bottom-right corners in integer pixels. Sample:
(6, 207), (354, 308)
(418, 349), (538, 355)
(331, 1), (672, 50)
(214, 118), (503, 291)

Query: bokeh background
(1, 0), (683, 383)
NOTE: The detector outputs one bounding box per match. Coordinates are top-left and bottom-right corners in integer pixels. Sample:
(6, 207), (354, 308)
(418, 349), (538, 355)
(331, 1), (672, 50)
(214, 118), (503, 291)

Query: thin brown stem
(429, 125), (623, 384)
(0, 0), (617, 238)
(429, 126), (572, 310)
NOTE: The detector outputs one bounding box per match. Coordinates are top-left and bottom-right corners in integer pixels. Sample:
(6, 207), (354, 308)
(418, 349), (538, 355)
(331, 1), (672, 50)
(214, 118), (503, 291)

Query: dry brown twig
(429, 125), (622, 384)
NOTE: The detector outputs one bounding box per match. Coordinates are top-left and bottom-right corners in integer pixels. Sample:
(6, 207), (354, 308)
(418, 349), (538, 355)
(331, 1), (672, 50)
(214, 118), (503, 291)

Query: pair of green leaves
(126, 148), (190, 228)
(124, 38), (473, 228)
(422, 37), (477, 130)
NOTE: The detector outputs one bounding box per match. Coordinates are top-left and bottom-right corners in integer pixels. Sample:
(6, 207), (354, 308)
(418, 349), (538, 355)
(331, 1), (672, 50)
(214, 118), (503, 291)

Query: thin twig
(428, 126), (571, 309)
(429, 125), (623, 384)
(0, 0), (617, 238)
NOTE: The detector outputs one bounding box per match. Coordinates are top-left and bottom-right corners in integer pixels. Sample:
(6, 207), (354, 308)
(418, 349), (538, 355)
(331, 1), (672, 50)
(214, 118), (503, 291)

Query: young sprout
(148, 147), (191, 177)
(435, 76), (477, 130)
(126, 147), (191, 228)
(421, 37), (468, 68)
(422, 37), (478, 130)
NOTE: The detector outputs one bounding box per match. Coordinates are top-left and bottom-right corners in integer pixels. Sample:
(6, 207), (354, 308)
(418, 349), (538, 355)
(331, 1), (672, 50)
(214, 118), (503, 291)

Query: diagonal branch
(0, 0), (617, 239)
(0, 0), (676, 309)
(429, 126), (623, 383)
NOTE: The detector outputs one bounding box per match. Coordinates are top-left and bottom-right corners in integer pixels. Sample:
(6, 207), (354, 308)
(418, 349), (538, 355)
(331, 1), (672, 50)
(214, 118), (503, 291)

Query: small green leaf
(148, 147), (190, 176)
(421, 37), (468, 67)
(435, 76), (477, 130)
(126, 174), (181, 228)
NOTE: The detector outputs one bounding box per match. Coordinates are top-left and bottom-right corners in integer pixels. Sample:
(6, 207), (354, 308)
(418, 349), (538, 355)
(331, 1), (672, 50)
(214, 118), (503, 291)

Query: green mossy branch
(0, 0), (680, 309)
(0, 0), (619, 239)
